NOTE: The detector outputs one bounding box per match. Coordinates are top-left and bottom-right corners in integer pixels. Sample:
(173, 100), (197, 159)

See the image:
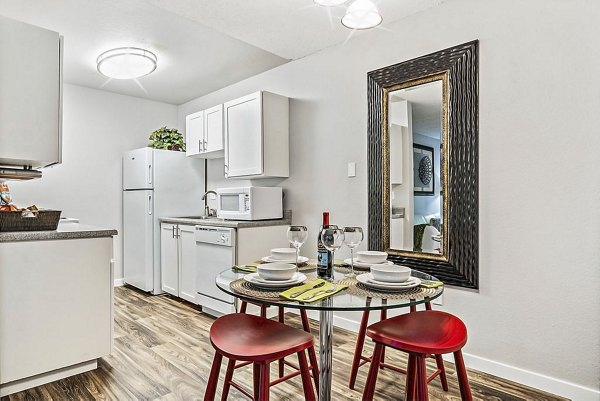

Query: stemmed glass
(320, 227), (345, 280)
(287, 225), (308, 271)
(343, 227), (364, 277)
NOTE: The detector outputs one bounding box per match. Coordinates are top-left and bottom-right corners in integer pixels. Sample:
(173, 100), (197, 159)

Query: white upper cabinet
(204, 105), (224, 154)
(224, 91), (289, 179)
(185, 111), (204, 157)
(185, 105), (224, 159)
(0, 16), (62, 170)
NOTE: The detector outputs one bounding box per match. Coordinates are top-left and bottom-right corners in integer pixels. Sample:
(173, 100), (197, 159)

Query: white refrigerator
(123, 148), (205, 294)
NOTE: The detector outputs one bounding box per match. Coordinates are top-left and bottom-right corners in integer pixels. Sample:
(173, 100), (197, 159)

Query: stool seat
(362, 311), (472, 401)
(205, 313), (316, 401)
(367, 310), (467, 355)
(211, 313), (314, 362)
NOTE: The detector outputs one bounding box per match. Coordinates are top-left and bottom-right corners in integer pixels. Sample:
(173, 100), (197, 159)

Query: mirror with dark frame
(367, 41), (479, 289)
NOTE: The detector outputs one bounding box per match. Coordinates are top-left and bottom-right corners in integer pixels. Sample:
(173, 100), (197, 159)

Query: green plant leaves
(148, 126), (186, 152)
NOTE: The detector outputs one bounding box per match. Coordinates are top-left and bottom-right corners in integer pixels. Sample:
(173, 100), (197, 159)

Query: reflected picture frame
(413, 144), (435, 195)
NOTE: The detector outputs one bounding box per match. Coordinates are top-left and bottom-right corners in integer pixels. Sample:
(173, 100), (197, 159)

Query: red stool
(205, 313), (316, 401)
(229, 301), (318, 397)
(362, 310), (472, 401)
(349, 302), (448, 391)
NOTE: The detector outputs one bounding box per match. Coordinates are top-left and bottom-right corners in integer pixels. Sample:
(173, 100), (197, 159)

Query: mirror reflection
(388, 80), (443, 255)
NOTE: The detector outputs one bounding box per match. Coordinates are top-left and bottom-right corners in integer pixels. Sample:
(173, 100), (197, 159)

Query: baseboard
(113, 278), (124, 287)
(445, 352), (599, 401)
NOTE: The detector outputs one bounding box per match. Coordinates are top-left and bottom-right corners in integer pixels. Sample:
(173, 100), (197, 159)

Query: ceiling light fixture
(341, 0), (383, 30)
(313, 0), (348, 6)
(96, 47), (157, 80)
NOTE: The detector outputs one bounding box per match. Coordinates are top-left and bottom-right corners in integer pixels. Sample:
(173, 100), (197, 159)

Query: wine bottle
(317, 211), (334, 280)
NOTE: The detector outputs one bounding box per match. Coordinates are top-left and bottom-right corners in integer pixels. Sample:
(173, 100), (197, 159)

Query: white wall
(178, 0), (600, 398)
(10, 84), (178, 280)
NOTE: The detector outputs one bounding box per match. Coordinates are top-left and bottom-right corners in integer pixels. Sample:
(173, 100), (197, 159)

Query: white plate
(344, 258), (393, 270)
(356, 273), (421, 291)
(244, 272), (307, 288)
(262, 256), (309, 264)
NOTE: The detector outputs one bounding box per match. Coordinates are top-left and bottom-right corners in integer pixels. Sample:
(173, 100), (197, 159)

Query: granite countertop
(0, 221), (118, 242)
(160, 210), (292, 228)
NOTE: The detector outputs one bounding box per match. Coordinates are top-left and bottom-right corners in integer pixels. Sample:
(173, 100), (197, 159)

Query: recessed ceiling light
(96, 47), (157, 80)
(313, 0), (348, 6)
(341, 0), (383, 30)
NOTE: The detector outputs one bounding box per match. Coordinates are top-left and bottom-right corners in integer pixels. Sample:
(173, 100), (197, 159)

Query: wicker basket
(0, 210), (62, 232)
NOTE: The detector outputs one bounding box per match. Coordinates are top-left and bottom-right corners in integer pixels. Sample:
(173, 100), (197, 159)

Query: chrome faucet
(201, 190), (217, 217)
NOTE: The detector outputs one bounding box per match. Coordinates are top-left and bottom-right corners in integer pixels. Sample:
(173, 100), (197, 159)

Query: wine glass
(287, 225), (308, 271)
(343, 227), (364, 277)
(320, 227), (345, 280)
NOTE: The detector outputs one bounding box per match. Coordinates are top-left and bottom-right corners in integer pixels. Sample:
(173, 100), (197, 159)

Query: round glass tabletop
(215, 268), (443, 312)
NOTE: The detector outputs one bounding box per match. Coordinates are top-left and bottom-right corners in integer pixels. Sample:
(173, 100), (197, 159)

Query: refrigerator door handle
(147, 164), (152, 185)
(148, 194), (152, 215)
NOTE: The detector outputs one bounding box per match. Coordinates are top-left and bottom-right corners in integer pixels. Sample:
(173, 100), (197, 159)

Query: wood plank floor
(3, 286), (569, 401)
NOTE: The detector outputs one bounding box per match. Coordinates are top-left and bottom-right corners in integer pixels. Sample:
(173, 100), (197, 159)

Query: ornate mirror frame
(367, 40), (479, 289)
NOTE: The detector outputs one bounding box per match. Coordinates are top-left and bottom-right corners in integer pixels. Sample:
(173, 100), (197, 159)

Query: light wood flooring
(3, 286), (569, 401)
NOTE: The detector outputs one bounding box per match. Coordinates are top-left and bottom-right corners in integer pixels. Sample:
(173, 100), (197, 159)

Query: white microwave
(216, 187), (283, 220)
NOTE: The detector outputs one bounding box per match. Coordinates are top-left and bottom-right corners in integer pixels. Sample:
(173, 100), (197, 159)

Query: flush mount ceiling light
(96, 47), (157, 80)
(341, 0), (383, 30)
(313, 0), (348, 5)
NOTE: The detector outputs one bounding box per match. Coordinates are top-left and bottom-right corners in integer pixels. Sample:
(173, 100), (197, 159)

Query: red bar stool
(349, 301), (448, 391)
(205, 313), (316, 401)
(225, 300), (318, 398)
(362, 310), (472, 401)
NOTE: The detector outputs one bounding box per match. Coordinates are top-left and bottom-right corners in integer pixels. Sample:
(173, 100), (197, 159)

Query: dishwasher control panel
(195, 226), (235, 247)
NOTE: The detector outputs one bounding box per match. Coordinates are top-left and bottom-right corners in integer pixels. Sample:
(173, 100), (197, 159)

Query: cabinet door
(186, 111), (204, 156)
(0, 16), (61, 168)
(178, 225), (197, 304)
(224, 92), (263, 177)
(204, 104), (223, 153)
(160, 223), (179, 296)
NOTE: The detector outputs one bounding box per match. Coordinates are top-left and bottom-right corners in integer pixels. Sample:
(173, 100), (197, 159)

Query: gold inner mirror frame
(382, 73), (449, 261)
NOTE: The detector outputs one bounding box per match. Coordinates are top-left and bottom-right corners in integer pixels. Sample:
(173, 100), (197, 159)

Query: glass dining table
(215, 267), (444, 401)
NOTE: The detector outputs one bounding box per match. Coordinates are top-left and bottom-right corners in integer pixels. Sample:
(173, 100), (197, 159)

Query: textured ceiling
(0, 0), (445, 104)
(149, 0), (446, 60)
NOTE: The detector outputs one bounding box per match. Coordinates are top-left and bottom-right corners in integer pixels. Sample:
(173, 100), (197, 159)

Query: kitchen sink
(179, 216), (222, 221)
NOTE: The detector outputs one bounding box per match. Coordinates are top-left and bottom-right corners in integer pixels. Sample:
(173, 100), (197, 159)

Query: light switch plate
(348, 162), (356, 177)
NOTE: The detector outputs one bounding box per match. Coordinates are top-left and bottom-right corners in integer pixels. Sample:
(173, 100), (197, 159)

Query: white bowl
(357, 251), (388, 264)
(257, 263), (297, 281)
(370, 264), (411, 283)
(270, 248), (297, 260)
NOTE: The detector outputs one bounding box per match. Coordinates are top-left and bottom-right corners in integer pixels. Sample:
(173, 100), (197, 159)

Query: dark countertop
(0, 221), (118, 242)
(160, 210), (292, 228)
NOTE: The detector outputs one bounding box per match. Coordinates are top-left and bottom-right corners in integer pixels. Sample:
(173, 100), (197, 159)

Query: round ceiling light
(313, 0), (348, 5)
(341, 0), (383, 30)
(96, 47), (157, 80)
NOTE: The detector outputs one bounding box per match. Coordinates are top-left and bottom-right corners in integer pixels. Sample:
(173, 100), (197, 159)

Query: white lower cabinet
(160, 223), (197, 303)
(0, 236), (113, 396)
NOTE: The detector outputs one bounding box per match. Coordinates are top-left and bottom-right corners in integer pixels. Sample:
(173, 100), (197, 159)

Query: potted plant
(148, 127), (186, 151)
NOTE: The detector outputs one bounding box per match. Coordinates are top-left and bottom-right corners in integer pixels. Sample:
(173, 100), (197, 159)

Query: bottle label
(317, 250), (329, 267)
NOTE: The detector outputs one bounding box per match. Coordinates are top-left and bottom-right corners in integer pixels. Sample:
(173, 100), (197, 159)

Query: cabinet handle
(224, 164), (229, 177)
(172, 226), (175, 238)
(203, 140), (208, 152)
(177, 227), (181, 238)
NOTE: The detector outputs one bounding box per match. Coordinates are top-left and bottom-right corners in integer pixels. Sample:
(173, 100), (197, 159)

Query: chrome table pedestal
(318, 298), (334, 401)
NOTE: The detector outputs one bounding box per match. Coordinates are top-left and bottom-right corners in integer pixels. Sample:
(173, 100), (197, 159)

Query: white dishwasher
(195, 225), (237, 316)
